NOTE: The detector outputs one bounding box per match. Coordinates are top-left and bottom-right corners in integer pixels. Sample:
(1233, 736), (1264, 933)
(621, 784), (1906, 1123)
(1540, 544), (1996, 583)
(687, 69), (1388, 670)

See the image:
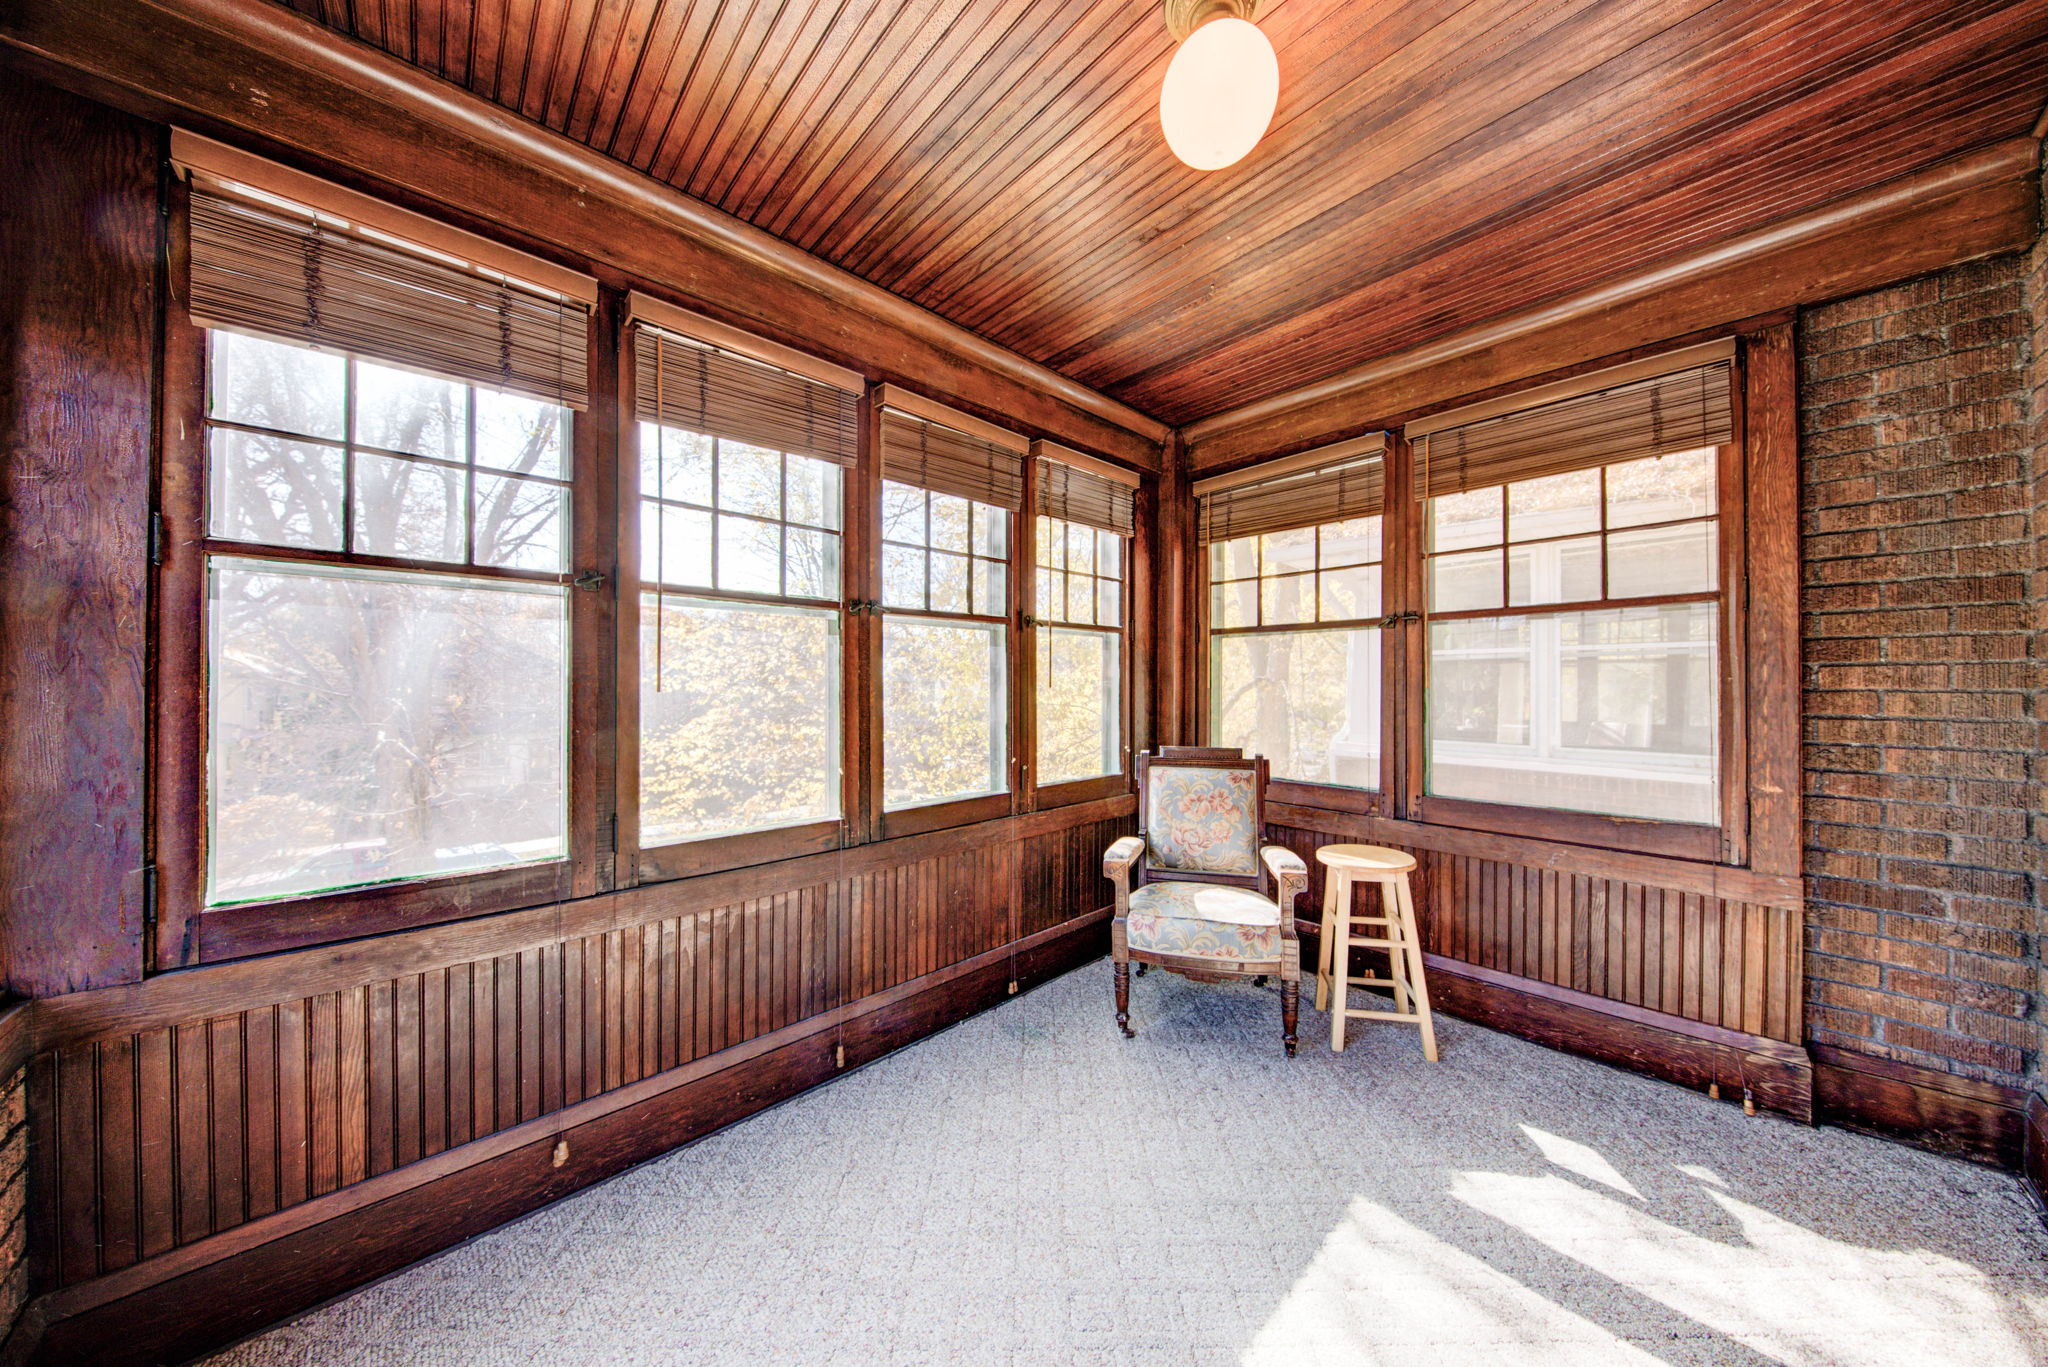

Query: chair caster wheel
(1120, 1026), (1135, 1039)
(1284, 1041), (1298, 1058)
(1135, 963), (1148, 977)
(1252, 975), (1267, 986)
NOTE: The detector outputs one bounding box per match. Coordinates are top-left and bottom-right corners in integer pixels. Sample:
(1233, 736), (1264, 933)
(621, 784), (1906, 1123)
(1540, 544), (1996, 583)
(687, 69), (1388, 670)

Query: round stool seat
(1314, 843), (1415, 876)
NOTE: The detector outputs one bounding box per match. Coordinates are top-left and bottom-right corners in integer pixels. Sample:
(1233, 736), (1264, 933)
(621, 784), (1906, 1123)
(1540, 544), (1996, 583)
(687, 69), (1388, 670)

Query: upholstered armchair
(1105, 747), (1308, 1056)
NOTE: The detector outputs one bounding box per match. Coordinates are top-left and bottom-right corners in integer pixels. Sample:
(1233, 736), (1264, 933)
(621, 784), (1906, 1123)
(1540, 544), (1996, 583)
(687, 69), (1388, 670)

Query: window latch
(572, 570), (606, 592)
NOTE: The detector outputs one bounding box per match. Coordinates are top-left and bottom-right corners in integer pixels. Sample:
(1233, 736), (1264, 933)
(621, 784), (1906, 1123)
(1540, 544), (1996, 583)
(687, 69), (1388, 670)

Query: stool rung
(1341, 1008), (1426, 1023)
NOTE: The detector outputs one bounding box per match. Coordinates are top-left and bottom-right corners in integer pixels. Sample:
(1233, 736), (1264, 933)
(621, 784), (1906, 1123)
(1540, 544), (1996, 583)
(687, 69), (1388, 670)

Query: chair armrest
(1103, 836), (1145, 914)
(1261, 846), (1308, 939)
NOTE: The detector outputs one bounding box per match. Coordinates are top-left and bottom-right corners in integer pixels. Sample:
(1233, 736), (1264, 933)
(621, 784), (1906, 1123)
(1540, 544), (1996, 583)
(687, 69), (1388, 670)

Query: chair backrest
(1136, 749), (1267, 890)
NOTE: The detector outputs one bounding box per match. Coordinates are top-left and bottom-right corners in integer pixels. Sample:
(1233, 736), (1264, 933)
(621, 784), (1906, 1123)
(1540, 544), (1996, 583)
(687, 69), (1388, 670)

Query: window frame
(151, 182), (607, 967)
(1197, 337), (1760, 863)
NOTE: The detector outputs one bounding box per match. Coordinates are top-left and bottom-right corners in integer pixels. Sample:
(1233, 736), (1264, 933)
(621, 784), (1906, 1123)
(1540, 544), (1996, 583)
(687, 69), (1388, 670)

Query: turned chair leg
(1280, 976), (1299, 1057)
(1114, 960), (1133, 1038)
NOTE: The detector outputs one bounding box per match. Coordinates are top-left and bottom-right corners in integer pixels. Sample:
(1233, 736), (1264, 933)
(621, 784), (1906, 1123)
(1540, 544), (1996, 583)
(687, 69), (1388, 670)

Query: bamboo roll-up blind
(1034, 456), (1136, 536)
(880, 408), (1025, 509)
(1412, 358), (1732, 500)
(632, 324), (861, 466)
(188, 186), (591, 409)
(1196, 437), (1387, 543)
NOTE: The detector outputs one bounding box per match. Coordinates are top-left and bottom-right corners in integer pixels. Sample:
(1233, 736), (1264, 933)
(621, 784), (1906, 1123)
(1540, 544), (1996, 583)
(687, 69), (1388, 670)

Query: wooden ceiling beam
(1183, 134), (2042, 471)
(0, 0), (1171, 468)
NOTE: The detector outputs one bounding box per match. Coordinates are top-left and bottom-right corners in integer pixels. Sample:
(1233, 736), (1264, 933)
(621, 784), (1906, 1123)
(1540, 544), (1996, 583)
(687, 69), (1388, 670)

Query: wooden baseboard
(1807, 1045), (2032, 1170)
(6, 912), (1109, 1367)
(1420, 955), (1814, 1123)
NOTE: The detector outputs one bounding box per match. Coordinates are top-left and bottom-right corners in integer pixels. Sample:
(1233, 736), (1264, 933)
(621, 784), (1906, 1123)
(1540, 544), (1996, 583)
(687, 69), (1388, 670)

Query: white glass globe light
(1159, 16), (1279, 171)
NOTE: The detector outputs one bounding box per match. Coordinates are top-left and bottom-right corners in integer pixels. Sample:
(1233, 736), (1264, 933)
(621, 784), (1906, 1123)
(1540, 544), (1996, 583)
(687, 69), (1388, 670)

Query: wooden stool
(1314, 844), (1438, 1059)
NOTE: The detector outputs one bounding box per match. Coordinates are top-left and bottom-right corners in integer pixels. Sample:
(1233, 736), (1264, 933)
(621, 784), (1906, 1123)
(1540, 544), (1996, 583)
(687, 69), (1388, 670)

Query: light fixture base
(1164, 0), (1264, 43)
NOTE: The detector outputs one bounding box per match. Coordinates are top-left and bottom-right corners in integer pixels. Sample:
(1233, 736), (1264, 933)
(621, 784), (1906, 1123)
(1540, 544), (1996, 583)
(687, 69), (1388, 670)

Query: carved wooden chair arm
(1261, 845), (1307, 941)
(1103, 835), (1145, 913)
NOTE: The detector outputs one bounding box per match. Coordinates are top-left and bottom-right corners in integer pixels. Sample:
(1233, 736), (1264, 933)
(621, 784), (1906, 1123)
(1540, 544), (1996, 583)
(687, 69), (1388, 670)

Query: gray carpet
(203, 964), (2048, 1366)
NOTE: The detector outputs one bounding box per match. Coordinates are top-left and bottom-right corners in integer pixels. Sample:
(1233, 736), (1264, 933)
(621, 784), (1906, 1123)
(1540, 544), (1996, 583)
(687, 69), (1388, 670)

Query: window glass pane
(1318, 563), (1382, 621)
(1507, 468), (1602, 541)
(208, 429), (344, 550)
(883, 544), (926, 610)
(1209, 536), (1258, 582)
(1427, 604), (1718, 824)
(785, 456), (841, 531)
(1037, 629), (1119, 785)
(929, 551), (970, 614)
(1212, 579), (1257, 630)
(1097, 530), (1123, 577)
(882, 481), (926, 545)
(784, 527), (840, 601)
(1609, 447), (1716, 528)
(641, 423), (713, 505)
(1260, 525), (1315, 577)
(974, 559), (1005, 617)
(1036, 570), (1057, 620)
(883, 619), (1007, 809)
(1261, 572), (1315, 626)
(209, 331), (345, 440)
(1066, 521), (1096, 576)
(1609, 522), (1717, 598)
(973, 502), (1006, 559)
(1320, 517), (1382, 568)
(642, 503), (712, 587)
(1430, 486), (1502, 552)
(473, 474), (567, 572)
(716, 513), (782, 595)
(715, 442), (783, 518)
(1035, 517), (1059, 568)
(1097, 577), (1122, 628)
(1507, 534), (1601, 607)
(206, 560), (566, 905)
(1430, 549), (1502, 613)
(474, 389), (565, 479)
(1066, 575), (1096, 625)
(930, 494), (971, 553)
(640, 596), (840, 845)
(1210, 627), (1381, 789)
(353, 453), (463, 562)
(355, 360), (465, 461)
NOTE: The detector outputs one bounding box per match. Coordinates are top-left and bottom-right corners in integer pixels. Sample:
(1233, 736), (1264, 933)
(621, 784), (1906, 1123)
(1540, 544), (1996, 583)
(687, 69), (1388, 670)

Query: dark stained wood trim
(1810, 1044), (2031, 1171)
(11, 909), (1110, 1367)
(0, 1005), (32, 1085)
(33, 795), (1134, 1052)
(0, 69), (158, 995)
(1408, 796), (1723, 864)
(197, 864), (576, 965)
(1265, 803), (1805, 909)
(0, 0), (1168, 468)
(1182, 138), (2041, 469)
(2026, 1093), (2047, 1221)
(1739, 323), (1804, 878)
(636, 822), (845, 885)
(1422, 955), (1814, 1123)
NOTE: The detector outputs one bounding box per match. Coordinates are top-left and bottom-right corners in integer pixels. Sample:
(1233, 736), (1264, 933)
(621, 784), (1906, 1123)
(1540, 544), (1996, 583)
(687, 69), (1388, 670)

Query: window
(631, 313), (860, 849)
(203, 331), (572, 905)
(1035, 517), (1123, 785)
(1032, 448), (1137, 792)
(1414, 353), (1730, 828)
(1201, 439), (1387, 789)
(877, 402), (1025, 815)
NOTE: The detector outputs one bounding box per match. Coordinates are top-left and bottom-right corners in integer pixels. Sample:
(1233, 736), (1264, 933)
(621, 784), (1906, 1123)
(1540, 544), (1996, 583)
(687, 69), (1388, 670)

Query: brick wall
(1798, 250), (2042, 1089)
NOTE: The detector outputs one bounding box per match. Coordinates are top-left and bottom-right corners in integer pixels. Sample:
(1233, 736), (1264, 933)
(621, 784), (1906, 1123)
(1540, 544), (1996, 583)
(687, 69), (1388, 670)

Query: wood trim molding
(0, 0), (1168, 466)
(1264, 803), (1805, 909)
(8, 909), (1110, 1367)
(1422, 956), (1813, 1122)
(876, 384), (1031, 453)
(1810, 1044), (2032, 1171)
(1029, 439), (1144, 487)
(1189, 431), (1388, 497)
(1183, 137), (2042, 470)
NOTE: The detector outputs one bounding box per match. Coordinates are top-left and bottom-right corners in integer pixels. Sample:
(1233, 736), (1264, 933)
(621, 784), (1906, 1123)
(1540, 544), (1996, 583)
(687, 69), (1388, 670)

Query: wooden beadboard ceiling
(265, 0), (2048, 427)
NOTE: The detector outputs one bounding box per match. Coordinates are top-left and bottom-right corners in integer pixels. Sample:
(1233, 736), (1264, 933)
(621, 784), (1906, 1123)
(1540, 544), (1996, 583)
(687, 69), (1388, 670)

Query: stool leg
(1396, 874), (1438, 1062)
(1384, 881), (1417, 1020)
(1330, 894), (1349, 1053)
(1315, 871), (1339, 1013)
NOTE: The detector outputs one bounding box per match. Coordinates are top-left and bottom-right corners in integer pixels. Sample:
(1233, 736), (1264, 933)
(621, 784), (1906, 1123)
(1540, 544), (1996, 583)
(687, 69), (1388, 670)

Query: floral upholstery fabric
(1146, 766), (1258, 875)
(1125, 881), (1281, 963)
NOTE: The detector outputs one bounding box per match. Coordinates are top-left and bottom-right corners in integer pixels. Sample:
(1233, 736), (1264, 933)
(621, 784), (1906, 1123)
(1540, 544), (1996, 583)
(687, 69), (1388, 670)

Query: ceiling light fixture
(1159, 0), (1279, 172)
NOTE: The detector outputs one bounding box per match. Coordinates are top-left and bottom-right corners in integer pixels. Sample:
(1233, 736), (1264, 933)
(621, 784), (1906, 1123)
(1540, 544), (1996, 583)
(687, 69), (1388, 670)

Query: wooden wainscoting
(1265, 803), (1810, 1118)
(9, 797), (1130, 1367)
